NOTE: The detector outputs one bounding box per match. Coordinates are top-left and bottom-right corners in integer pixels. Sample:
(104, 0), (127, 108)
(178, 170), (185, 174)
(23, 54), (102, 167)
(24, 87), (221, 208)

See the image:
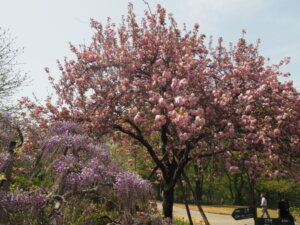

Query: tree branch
(112, 123), (167, 177)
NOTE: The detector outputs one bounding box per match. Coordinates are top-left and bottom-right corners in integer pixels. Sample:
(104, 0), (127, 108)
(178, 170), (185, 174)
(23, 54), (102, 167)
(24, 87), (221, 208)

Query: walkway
(157, 203), (255, 225)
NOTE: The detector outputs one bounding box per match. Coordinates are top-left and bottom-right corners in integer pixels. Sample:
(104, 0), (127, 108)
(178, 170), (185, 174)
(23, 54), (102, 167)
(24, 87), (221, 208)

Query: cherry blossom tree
(20, 4), (300, 220)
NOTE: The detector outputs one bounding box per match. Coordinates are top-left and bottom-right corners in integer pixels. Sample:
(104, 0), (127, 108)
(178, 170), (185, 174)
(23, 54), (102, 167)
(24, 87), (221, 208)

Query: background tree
(0, 27), (27, 111)
(20, 4), (300, 221)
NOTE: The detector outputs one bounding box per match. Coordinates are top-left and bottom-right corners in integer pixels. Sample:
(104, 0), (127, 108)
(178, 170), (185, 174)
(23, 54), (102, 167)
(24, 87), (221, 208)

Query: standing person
(260, 193), (270, 218)
(278, 194), (294, 221)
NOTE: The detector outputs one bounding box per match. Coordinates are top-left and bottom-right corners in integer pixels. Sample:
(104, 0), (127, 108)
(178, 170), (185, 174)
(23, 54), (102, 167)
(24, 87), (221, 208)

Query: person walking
(278, 194), (294, 221)
(260, 193), (270, 218)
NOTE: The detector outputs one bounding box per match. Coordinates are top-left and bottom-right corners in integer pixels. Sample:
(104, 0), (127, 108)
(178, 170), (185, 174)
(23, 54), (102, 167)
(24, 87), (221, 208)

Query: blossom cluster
(0, 151), (11, 171)
(114, 171), (153, 211)
(0, 189), (47, 212)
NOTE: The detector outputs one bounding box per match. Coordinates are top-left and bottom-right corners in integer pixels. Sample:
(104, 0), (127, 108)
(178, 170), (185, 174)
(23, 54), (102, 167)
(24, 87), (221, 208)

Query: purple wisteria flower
(0, 189), (47, 212)
(49, 121), (85, 135)
(114, 171), (153, 211)
(43, 134), (91, 153)
(54, 155), (77, 173)
(0, 151), (12, 171)
(0, 120), (154, 223)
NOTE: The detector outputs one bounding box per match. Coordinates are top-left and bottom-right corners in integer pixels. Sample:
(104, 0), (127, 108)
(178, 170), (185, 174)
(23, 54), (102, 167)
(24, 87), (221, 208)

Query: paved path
(157, 203), (254, 225)
(157, 203), (300, 225)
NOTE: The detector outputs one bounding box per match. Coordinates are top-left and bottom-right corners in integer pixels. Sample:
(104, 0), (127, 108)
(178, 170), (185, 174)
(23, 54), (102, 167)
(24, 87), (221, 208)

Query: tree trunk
(194, 164), (204, 203)
(184, 200), (193, 225)
(162, 186), (174, 219)
(183, 172), (210, 225)
(195, 177), (204, 203)
(247, 174), (257, 225)
(233, 174), (243, 205)
(179, 179), (193, 225)
(225, 170), (234, 201)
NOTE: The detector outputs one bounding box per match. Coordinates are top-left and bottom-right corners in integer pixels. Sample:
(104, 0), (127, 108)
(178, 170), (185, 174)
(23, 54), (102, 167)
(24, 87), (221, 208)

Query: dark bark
(247, 173), (257, 225)
(179, 179), (193, 225)
(233, 174), (243, 205)
(234, 172), (245, 204)
(184, 199), (193, 225)
(195, 178), (203, 203)
(193, 162), (209, 204)
(225, 170), (234, 201)
(162, 185), (174, 219)
(114, 122), (192, 219)
(183, 171), (210, 225)
(112, 123), (167, 178)
(194, 164), (204, 203)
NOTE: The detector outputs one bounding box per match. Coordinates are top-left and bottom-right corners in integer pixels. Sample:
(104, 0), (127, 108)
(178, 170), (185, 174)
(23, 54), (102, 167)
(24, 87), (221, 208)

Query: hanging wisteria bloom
(0, 120), (155, 224)
(114, 171), (153, 212)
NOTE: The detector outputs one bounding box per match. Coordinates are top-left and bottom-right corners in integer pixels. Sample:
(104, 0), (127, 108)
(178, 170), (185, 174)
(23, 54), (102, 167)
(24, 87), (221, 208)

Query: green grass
(173, 218), (190, 225)
(173, 216), (205, 225)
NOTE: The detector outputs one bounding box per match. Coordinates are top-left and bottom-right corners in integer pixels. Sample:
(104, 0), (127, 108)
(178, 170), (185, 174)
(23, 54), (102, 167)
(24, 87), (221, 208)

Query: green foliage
(173, 218), (190, 225)
(259, 179), (300, 208)
(290, 206), (300, 222)
(173, 217), (205, 225)
(260, 179), (300, 194)
(10, 158), (54, 191)
(110, 142), (154, 180)
(63, 199), (119, 225)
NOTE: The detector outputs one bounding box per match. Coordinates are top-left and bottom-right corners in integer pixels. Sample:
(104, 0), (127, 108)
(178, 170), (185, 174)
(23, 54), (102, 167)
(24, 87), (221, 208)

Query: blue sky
(1, 0), (299, 102)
